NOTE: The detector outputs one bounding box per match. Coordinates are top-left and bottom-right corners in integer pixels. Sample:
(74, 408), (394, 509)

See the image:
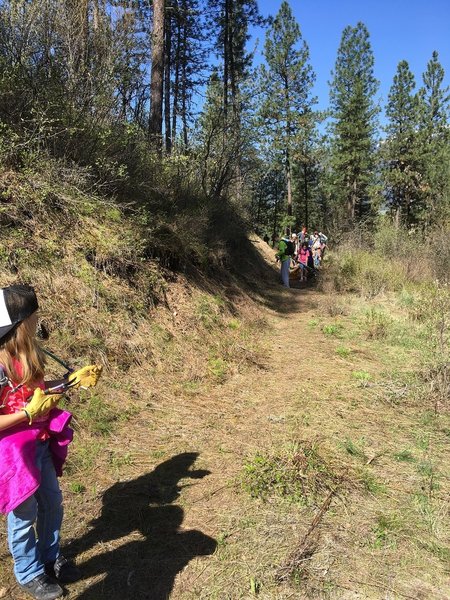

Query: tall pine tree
(259, 1), (316, 218)
(382, 60), (422, 227)
(329, 22), (379, 225)
(417, 51), (450, 225)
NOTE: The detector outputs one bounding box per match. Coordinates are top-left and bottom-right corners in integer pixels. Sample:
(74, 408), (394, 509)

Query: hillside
(1, 166), (449, 599)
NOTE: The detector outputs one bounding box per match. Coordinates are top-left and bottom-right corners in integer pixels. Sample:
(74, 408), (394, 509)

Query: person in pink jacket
(298, 242), (311, 282)
(0, 285), (101, 600)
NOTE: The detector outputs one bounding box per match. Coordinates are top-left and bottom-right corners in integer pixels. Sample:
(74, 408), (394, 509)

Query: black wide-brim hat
(0, 285), (39, 342)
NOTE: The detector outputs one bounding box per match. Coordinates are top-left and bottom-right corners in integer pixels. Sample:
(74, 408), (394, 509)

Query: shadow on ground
(64, 453), (216, 599)
(184, 232), (321, 319)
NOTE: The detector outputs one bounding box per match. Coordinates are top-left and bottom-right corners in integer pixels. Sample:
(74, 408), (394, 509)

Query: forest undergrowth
(0, 162), (449, 599)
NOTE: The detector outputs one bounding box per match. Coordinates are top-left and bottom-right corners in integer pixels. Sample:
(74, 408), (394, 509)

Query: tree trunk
(394, 203), (401, 229)
(181, 17), (188, 148)
(273, 179), (279, 241)
(171, 0), (181, 145)
(164, 8), (172, 153)
(347, 179), (356, 223)
(303, 163), (309, 228)
(92, 0), (99, 30)
(285, 147), (292, 216)
(223, 0), (230, 120)
(149, 0), (165, 150)
(256, 190), (262, 226)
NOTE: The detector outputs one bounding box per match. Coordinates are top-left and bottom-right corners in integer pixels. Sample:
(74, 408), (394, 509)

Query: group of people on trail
(274, 228), (328, 288)
(0, 284), (102, 600)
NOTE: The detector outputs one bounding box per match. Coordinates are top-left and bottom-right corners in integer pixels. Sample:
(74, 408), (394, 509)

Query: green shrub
(364, 308), (393, 339)
(336, 346), (351, 358)
(322, 323), (344, 337)
(208, 357), (228, 381)
(340, 437), (366, 460)
(325, 249), (407, 297)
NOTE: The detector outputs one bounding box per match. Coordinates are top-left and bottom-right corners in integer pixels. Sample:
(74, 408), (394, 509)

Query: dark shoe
(45, 555), (81, 584)
(19, 573), (63, 600)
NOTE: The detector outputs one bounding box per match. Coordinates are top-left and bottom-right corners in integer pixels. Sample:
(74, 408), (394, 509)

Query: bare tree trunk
(347, 180), (356, 223)
(164, 7), (172, 153)
(284, 78), (292, 218)
(180, 4), (188, 148)
(229, 0), (237, 117)
(171, 0), (181, 145)
(303, 163), (308, 228)
(285, 146), (292, 216)
(81, 0), (89, 70)
(394, 203), (401, 229)
(149, 0), (165, 150)
(223, 0), (230, 120)
(273, 178), (279, 241)
(92, 0), (99, 30)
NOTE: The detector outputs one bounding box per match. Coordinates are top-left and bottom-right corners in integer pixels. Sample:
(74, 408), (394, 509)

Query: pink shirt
(1, 359), (48, 439)
(299, 248), (310, 265)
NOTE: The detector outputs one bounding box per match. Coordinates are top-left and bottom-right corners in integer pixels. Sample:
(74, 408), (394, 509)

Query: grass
(364, 307), (393, 339)
(207, 357), (229, 381)
(351, 369), (371, 383)
(241, 441), (342, 506)
(1, 193), (449, 599)
(372, 513), (402, 548)
(322, 322), (344, 337)
(394, 450), (415, 462)
(335, 345), (351, 358)
(340, 437), (366, 460)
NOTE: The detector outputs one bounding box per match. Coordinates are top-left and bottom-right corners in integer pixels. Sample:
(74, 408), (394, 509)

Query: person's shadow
(65, 452), (217, 599)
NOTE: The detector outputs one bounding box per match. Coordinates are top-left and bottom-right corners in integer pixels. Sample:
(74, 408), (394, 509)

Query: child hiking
(298, 242), (311, 282)
(0, 284), (101, 600)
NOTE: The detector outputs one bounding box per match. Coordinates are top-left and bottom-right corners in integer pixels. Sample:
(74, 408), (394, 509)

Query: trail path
(4, 241), (449, 600)
(153, 284), (328, 599)
(66, 243), (346, 600)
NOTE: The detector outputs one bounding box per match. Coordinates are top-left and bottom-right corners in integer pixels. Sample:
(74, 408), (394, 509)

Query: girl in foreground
(0, 285), (101, 600)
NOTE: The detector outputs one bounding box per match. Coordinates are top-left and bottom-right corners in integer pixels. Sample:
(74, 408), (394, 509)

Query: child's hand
(26, 388), (62, 423)
(67, 364), (103, 389)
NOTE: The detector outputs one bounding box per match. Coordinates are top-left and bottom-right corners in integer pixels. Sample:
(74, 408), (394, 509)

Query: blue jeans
(7, 440), (63, 585)
(281, 258), (290, 288)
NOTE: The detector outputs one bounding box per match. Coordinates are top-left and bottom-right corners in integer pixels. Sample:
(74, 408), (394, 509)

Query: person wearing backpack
(275, 233), (293, 288)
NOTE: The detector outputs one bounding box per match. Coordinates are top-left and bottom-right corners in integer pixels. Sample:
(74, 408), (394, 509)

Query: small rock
(268, 414), (285, 423)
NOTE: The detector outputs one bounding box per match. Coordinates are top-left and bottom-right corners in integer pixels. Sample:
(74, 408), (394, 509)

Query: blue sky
(250, 0), (450, 122)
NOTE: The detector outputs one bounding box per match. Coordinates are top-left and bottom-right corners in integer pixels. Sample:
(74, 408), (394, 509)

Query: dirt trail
(66, 251), (332, 599)
(4, 242), (448, 600)
(160, 286), (333, 598)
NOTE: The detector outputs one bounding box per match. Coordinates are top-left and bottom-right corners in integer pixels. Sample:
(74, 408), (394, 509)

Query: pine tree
(259, 1), (316, 218)
(382, 60), (422, 227)
(170, 0), (208, 148)
(207, 0), (261, 120)
(329, 22), (379, 225)
(417, 51), (450, 225)
(112, 3), (149, 125)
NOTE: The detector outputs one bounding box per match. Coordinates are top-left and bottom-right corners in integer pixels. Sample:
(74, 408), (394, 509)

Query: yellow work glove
(67, 364), (103, 389)
(25, 388), (63, 424)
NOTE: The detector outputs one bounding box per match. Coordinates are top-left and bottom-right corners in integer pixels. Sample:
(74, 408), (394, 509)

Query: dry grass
(1, 169), (449, 599)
